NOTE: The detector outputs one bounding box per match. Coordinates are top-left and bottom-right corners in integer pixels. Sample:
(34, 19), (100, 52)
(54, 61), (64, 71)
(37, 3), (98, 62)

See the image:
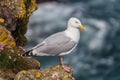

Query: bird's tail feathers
(22, 49), (33, 56)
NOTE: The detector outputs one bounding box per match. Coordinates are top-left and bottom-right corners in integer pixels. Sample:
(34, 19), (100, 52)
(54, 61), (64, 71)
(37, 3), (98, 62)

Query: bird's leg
(59, 56), (64, 65)
(59, 56), (71, 72)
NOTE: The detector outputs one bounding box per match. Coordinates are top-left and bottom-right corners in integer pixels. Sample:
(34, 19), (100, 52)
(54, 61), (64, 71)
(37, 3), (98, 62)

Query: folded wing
(32, 32), (76, 56)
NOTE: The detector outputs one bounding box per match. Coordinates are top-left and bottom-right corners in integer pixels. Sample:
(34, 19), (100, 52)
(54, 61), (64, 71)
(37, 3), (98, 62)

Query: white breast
(59, 28), (80, 56)
(65, 27), (80, 43)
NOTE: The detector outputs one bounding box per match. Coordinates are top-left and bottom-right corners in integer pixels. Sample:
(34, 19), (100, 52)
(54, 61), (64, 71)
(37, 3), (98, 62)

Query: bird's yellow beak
(79, 25), (86, 31)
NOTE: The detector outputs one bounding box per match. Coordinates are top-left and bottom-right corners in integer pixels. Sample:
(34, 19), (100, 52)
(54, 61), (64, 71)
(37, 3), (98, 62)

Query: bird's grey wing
(32, 32), (76, 56)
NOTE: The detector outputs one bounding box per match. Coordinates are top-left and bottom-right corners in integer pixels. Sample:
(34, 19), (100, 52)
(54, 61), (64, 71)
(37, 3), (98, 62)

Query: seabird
(23, 17), (86, 72)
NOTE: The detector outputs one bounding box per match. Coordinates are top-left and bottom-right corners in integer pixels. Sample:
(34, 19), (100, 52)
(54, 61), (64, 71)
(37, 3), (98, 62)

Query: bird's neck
(65, 26), (80, 43)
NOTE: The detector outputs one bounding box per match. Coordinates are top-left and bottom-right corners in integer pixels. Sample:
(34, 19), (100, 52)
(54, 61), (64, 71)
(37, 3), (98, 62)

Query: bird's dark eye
(75, 21), (78, 23)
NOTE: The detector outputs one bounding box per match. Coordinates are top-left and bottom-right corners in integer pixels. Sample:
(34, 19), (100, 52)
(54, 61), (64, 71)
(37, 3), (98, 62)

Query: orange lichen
(0, 26), (16, 46)
(36, 60), (41, 68)
(0, 0), (41, 80)
(0, 0), (38, 46)
(21, 71), (27, 75)
(36, 72), (41, 78)
(0, 18), (4, 23)
(15, 65), (75, 80)
(31, 69), (36, 72)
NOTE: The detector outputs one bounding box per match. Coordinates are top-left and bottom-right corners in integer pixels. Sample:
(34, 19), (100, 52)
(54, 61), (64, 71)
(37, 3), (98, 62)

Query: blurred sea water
(26, 0), (120, 80)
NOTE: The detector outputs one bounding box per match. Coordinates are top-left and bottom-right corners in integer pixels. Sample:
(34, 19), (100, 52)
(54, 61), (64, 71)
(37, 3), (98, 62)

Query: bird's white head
(68, 17), (86, 31)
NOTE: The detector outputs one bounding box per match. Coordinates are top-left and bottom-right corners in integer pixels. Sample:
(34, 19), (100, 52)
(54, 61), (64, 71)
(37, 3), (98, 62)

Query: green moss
(0, 46), (23, 69)
(0, 46), (40, 79)
(0, 45), (40, 71)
